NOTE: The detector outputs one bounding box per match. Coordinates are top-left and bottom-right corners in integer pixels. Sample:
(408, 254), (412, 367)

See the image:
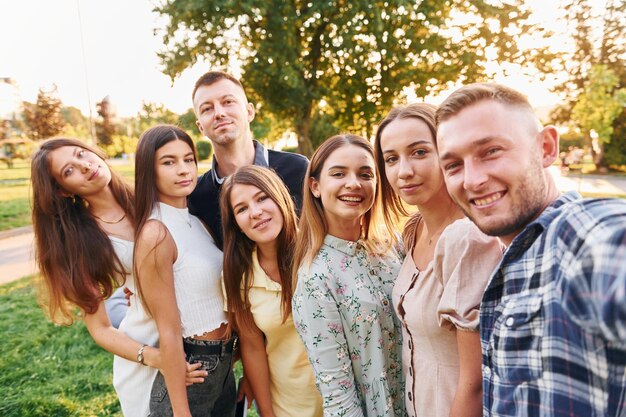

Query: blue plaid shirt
(481, 191), (626, 417)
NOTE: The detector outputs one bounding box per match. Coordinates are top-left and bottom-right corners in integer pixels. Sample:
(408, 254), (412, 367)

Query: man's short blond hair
(436, 83), (535, 125)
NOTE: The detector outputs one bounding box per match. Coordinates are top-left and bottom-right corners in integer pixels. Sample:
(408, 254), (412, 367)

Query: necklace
(93, 213), (126, 225)
(420, 217), (449, 246)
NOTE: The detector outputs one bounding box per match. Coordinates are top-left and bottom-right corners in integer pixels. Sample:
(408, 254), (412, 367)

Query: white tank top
(149, 202), (227, 337)
(111, 236), (158, 417)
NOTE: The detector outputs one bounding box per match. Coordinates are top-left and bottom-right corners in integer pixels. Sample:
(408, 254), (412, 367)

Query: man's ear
(247, 103), (255, 123)
(196, 119), (205, 136)
(539, 125), (559, 168)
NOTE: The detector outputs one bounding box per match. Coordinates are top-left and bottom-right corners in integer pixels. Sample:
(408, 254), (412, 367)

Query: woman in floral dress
(292, 134), (406, 417)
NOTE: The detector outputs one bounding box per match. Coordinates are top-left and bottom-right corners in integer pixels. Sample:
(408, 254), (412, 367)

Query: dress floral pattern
(293, 235), (406, 417)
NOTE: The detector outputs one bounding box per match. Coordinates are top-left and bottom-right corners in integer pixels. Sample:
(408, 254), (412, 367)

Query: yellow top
(243, 250), (322, 417)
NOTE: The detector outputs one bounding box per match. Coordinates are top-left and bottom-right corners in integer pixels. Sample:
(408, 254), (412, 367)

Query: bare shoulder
(136, 219), (175, 252)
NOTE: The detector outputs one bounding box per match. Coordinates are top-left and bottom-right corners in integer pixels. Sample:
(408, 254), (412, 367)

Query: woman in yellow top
(220, 165), (323, 417)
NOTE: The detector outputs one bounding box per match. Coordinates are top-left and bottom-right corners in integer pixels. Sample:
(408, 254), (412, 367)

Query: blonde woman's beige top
(392, 217), (503, 417)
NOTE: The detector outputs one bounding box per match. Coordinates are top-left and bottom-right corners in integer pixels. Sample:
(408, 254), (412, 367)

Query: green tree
(22, 87), (66, 140)
(156, 0), (554, 155)
(95, 96), (117, 146)
(605, 108), (626, 167)
(179, 108), (200, 136)
(61, 106), (91, 140)
(550, 0), (626, 166)
(137, 102), (180, 133)
(572, 65), (626, 170)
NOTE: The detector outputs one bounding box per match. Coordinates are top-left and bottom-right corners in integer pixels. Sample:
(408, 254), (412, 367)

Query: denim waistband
(183, 335), (237, 356)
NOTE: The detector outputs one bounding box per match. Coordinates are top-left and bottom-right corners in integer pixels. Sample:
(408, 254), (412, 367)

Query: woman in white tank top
(133, 125), (236, 417)
(31, 138), (179, 416)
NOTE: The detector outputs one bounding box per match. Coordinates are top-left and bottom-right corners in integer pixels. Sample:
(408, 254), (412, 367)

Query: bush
(195, 140), (212, 161)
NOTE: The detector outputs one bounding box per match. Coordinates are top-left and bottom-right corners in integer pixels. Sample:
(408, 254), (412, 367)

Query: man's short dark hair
(192, 71), (246, 101)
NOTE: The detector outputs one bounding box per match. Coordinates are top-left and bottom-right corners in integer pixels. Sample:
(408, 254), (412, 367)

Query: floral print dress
(293, 235), (406, 417)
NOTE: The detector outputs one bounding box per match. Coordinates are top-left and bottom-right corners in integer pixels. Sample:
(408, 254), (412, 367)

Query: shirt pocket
(492, 293), (543, 384)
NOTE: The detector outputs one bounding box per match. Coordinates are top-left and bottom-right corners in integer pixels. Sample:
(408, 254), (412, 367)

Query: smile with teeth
(472, 192), (503, 207)
(339, 196), (363, 203)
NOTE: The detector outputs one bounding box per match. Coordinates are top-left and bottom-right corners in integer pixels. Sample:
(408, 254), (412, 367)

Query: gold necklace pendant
(93, 213), (127, 225)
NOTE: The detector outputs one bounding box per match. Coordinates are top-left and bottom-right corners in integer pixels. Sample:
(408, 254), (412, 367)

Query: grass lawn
(0, 276), (257, 417)
(0, 276), (121, 416)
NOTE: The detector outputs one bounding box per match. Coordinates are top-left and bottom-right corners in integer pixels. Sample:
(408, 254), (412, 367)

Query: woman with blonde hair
(375, 103), (503, 417)
(292, 134), (405, 417)
(220, 165), (322, 417)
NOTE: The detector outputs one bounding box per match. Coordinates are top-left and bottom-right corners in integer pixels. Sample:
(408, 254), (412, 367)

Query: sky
(1, 0), (572, 120)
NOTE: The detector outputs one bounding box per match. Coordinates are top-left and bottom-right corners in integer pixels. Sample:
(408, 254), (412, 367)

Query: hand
(185, 361), (208, 386)
(237, 374), (254, 408)
(123, 287), (134, 306)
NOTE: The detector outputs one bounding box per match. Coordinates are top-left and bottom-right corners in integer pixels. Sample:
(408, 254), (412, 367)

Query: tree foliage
(572, 65), (626, 168)
(95, 96), (117, 146)
(61, 106), (91, 140)
(137, 102), (180, 133)
(550, 0), (626, 168)
(22, 87), (66, 140)
(156, 0), (554, 155)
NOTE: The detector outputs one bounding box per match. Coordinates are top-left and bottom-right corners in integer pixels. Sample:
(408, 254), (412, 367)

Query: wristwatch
(137, 344), (148, 366)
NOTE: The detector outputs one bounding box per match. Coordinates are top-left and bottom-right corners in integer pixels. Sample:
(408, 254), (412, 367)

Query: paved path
(0, 226), (36, 285)
(1, 170), (625, 286)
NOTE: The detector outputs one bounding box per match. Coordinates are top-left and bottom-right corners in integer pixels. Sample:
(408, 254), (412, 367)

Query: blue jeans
(149, 336), (237, 417)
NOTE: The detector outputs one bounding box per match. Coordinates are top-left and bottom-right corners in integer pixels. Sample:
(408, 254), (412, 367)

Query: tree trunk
(594, 141), (608, 173)
(295, 110), (314, 158)
(587, 132), (609, 172)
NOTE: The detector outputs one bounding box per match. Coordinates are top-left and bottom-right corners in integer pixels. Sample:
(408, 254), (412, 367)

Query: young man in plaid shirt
(436, 83), (626, 417)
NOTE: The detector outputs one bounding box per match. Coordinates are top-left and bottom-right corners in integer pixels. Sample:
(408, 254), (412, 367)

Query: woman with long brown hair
(374, 103), (503, 417)
(32, 138), (161, 416)
(133, 125), (235, 417)
(220, 165), (322, 417)
(292, 134), (405, 417)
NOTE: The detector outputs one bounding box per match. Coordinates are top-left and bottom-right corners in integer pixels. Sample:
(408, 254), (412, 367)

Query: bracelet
(137, 344), (148, 366)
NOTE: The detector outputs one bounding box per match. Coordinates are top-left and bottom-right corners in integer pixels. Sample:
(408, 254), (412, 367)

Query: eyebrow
(232, 190), (264, 211)
(158, 151), (194, 160)
(382, 139), (431, 154)
(327, 165), (374, 171)
(199, 94), (237, 107)
(439, 136), (497, 161)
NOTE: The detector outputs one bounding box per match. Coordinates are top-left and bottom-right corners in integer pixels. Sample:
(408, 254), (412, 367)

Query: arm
(239, 321), (275, 417)
(84, 294), (207, 386)
(136, 221), (191, 417)
(449, 330), (482, 417)
(565, 218), (626, 342)
(83, 300), (160, 368)
(293, 271), (364, 417)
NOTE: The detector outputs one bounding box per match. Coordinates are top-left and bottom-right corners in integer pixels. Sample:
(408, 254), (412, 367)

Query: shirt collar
(505, 191), (582, 259)
(210, 140), (269, 184)
(250, 248), (282, 291)
(323, 234), (364, 256)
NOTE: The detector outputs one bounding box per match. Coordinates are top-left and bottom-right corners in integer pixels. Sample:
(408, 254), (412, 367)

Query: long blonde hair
(292, 134), (391, 280)
(220, 166), (298, 332)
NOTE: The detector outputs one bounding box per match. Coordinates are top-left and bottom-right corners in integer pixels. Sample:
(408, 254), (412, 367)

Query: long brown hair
(293, 134), (390, 282)
(31, 138), (134, 324)
(220, 166), (298, 332)
(133, 125), (198, 316)
(374, 103), (437, 235)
